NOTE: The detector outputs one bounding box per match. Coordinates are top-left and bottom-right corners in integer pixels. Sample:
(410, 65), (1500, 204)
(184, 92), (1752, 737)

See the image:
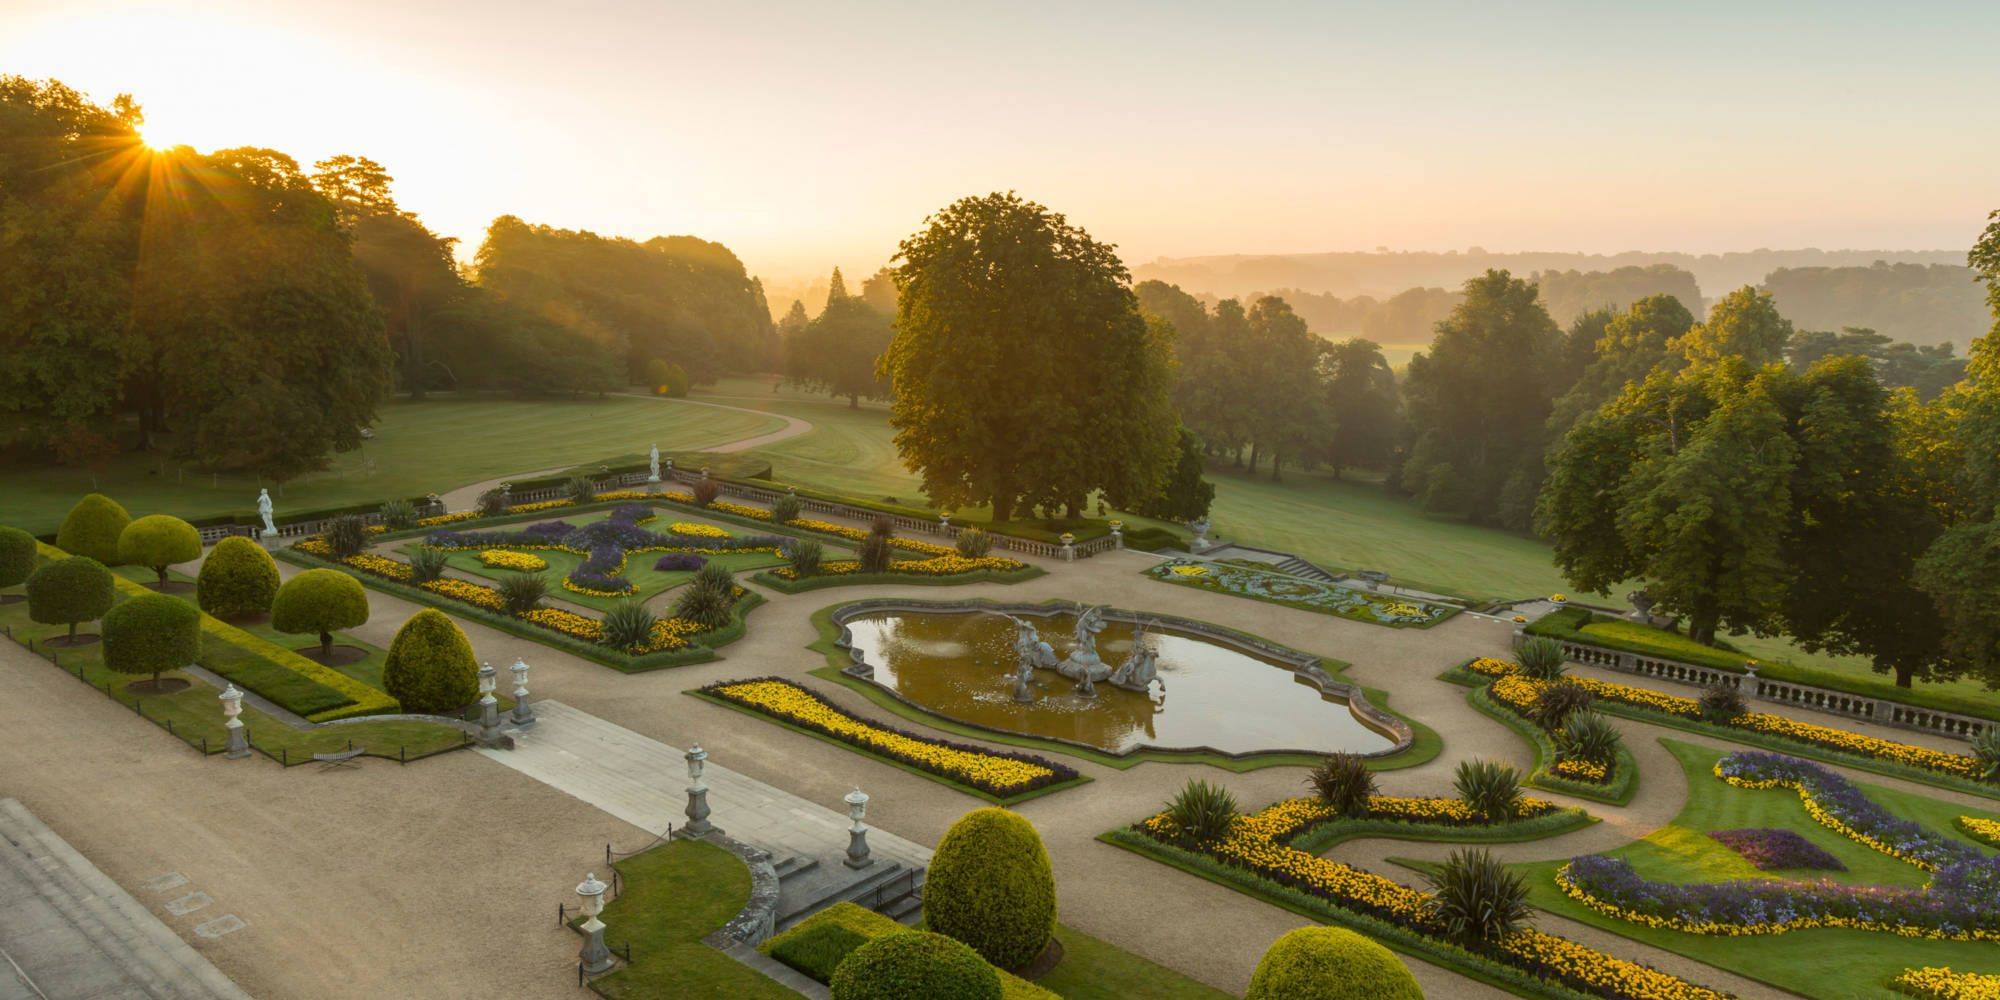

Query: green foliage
(673, 570), (734, 629)
(323, 514), (370, 559)
(882, 192), (1176, 521)
(381, 608), (479, 714)
(1316, 341), (1403, 479)
(196, 536), (279, 619)
(497, 572), (546, 614)
(1120, 427), (1215, 521)
(0, 526), (36, 589)
(644, 357), (691, 397)
(1699, 682), (1747, 723)
(786, 539), (824, 576)
(954, 528), (993, 558)
(1555, 711), (1622, 764)
(1245, 925), (1423, 1000)
(378, 498), (417, 529)
(1453, 760), (1523, 821)
(102, 593), (200, 683)
(1973, 730), (2000, 783)
(828, 931), (1001, 1000)
(271, 567), (369, 657)
(923, 807), (1057, 971)
(602, 600), (657, 650)
(857, 533), (893, 573)
(1787, 327), (1964, 399)
(761, 902), (901, 982)
(1424, 848), (1532, 945)
(27, 556), (114, 638)
(783, 270), (894, 406)
(1675, 286), (1794, 366)
(691, 479), (721, 506)
(565, 475), (597, 504)
(1515, 636), (1566, 680)
(770, 494), (802, 523)
(1548, 292), (1695, 434)
(56, 494), (131, 565)
(116, 514), (202, 585)
(407, 546), (450, 583)
(1305, 753), (1376, 817)
(1534, 680), (1595, 731)
(1165, 778), (1239, 840)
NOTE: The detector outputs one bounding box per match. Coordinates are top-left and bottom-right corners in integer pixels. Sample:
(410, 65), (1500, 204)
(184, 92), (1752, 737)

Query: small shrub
(760, 902), (896, 982)
(771, 494), (802, 523)
(565, 475), (597, 504)
(1306, 753), (1377, 817)
(27, 556), (115, 639)
(1699, 681), (1747, 723)
(196, 536), (279, 619)
(476, 489), (508, 517)
(922, 807), (1057, 971)
(858, 533), (894, 573)
(57, 493), (131, 565)
(323, 514), (370, 559)
(1556, 711), (1623, 764)
(381, 608), (479, 714)
(1516, 636), (1566, 680)
(1425, 848), (1532, 945)
(1165, 778), (1238, 840)
(602, 600), (657, 650)
(869, 514), (895, 538)
(1453, 759), (1522, 822)
(407, 546), (451, 583)
(1245, 925), (1422, 1000)
(954, 528), (993, 558)
(1971, 729), (1999, 783)
(673, 578), (734, 630)
(378, 499), (417, 529)
(103, 593), (200, 687)
(117, 514), (202, 586)
(1535, 679), (1595, 730)
(691, 479), (721, 507)
(0, 526), (38, 591)
(828, 931), (1001, 1000)
(497, 573), (547, 615)
(691, 562), (734, 594)
(271, 568), (370, 658)
(787, 539), (824, 576)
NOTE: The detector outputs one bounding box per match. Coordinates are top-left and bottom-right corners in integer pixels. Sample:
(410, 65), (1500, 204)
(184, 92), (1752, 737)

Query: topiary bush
(922, 807), (1057, 970)
(0, 526), (35, 597)
(954, 528), (993, 558)
(27, 556), (115, 640)
(271, 568), (369, 659)
(103, 592), (200, 688)
(1306, 753), (1377, 817)
(1246, 925), (1423, 1000)
(197, 536), (279, 619)
(57, 493), (131, 565)
(381, 609), (479, 713)
(117, 514), (202, 586)
(828, 930), (1001, 1000)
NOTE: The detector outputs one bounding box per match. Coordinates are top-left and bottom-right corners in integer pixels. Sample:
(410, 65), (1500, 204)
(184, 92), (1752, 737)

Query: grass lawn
(1034, 923), (1233, 999)
(0, 393), (783, 535)
(1506, 739), (2000, 998)
(579, 838), (794, 999)
(112, 565), (398, 692)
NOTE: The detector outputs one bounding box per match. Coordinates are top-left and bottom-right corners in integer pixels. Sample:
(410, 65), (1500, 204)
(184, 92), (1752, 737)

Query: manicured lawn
(1035, 923), (1233, 999)
(691, 379), (923, 503)
(580, 839), (796, 1000)
(0, 393), (784, 535)
(1507, 739), (2000, 998)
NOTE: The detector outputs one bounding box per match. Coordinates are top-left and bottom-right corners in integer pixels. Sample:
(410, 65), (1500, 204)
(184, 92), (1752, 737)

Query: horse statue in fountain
(1108, 619), (1163, 694)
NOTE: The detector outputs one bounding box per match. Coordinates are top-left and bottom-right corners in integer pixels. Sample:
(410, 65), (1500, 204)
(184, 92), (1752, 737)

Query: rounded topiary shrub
(923, 807), (1056, 970)
(1246, 926), (1423, 1000)
(0, 526), (36, 596)
(57, 493), (131, 565)
(118, 514), (203, 587)
(828, 930), (1001, 1000)
(103, 592), (201, 688)
(197, 537), (280, 620)
(27, 556), (115, 641)
(381, 609), (479, 714)
(271, 568), (369, 660)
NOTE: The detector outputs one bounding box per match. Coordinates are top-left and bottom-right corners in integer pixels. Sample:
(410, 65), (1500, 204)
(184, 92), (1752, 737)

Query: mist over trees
(782, 268), (893, 406)
(1763, 262), (1985, 348)
(1530, 264), (1703, 328)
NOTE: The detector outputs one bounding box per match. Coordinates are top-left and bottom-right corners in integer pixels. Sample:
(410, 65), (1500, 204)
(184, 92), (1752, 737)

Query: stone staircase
(1272, 555), (1336, 581)
(772, 854), (925, 931)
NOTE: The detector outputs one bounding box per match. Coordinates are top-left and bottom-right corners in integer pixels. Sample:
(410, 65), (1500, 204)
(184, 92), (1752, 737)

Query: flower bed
(1125, 797), (1724, 1000)
(697, 678), (1079, 800)
(1894, 966), (2000, 1000)
(479, 549), (548, 572)
(1705, 829), (1847, 872)
(1957, 816), (2000, 849)
(423, 508), (783, 598)
(1714, 752), (1982, 872)
(1146, 559), (1457, 628)
(673, 494), (969, 557)
(768, 554), (1028, 581)
(1481, 671), (1623, 791)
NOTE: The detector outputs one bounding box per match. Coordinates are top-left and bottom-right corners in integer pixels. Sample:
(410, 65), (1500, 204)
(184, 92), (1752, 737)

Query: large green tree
(782, 269), (893, 406)
(1315, 338), (1401, 478)
(1548, 293), (1695, 433)
(880, 193), (1176, 521)
(1240, 296), (1325, 480)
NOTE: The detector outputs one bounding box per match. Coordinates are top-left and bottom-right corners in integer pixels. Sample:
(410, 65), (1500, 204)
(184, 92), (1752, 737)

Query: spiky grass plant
(378, 499), (417, 530)
(954, 528), (993, 558)
(407, 546), (451, 583)
(1556, 711), (1623, 764)
(497, 572), (547, 615)
(787, 539), (824, 576)
(771, 494), (802, 523)
(1305, 753), (1377, 817)
(601, 600), (657, 650)
(1699, 681), (1747, 723)
(1534, 679), (1595, 731)
(1425, 848), (1532, 945)
(1453, 759), (1523, 822)
(1164, 779), (1238, 841)
(323, 515), (370, 559)
(1515, 636), (1566, 680)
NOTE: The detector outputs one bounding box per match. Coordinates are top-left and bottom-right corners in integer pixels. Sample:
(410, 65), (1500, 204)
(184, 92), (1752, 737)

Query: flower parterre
(701, 678), (1076, 796)
(1148, 558), (1454, 626)
(1132, 798), (1724, 1000)
(1894, 967), (2000, 1000)
(1713, 752), (1981, 872)
(1957, 816), (2000, 848)
(1484, 673), (1617, 786)
(478, 549), (548, 572)
(1705, 828), (1846, 871)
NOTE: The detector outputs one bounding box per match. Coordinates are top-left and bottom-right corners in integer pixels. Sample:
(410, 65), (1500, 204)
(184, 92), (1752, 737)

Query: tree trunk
(1893, 662), (1914, 688)
(155, 566), (168, 587)
(68, 621), (77, 640)
(320, 631), (333, 659)
(1271, 453), (1283, 481)
(848, 395), (859, 408)
(1248, 443), (1260, 472)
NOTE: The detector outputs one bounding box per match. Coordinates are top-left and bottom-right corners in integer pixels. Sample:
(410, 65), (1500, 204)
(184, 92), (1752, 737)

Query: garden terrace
(1148, 557), (1462, 628)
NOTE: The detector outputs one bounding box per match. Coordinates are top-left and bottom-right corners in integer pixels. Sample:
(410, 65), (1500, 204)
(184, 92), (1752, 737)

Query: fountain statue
(995, 607), (1160, 702)
(1108, 620), (1164, 693)
(1056, 606), (1112, 684)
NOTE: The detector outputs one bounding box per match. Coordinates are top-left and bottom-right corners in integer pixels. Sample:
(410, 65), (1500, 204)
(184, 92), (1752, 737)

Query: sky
(5, 0), (1996, 293)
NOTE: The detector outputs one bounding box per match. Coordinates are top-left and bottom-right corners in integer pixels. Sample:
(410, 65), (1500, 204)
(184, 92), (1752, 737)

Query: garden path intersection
(5, 486), (1996, 998)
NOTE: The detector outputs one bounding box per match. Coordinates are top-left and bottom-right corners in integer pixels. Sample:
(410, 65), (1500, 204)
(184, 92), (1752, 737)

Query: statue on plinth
(257, 489), (277, 537)
(648, 444), (662, 483)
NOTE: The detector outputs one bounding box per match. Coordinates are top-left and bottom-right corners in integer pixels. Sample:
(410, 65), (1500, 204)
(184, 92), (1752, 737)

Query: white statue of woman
(257, 489), (277, 537)
(648, 444), (661, 483)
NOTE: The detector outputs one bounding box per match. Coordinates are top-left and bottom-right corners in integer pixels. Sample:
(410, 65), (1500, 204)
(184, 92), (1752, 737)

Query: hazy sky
(6, 0), (1996, 290)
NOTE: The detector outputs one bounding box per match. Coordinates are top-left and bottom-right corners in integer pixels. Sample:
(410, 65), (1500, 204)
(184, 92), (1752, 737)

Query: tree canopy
(783, 269), (893, 406)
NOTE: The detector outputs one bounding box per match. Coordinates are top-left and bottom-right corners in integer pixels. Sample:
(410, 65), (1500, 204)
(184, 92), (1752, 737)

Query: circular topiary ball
(103, 592), (201, 686)
(271, 568), (369, 658)
(197, 537), (280, 620)
(923, 807), (1056, 970)
(118, 514), (203, 586)
(0, 526), (36, 592)
(1246, 926), (1423, 1000)
(382, 608), (479, 714)
(828, 930), (1002, 1000)
(27, 556), (116, 640)
(56, 493), (131, 565)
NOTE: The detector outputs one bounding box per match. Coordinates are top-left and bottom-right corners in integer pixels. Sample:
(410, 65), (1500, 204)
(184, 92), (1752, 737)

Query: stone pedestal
(684, 786), (713, 835)
(844, 827), (872, 869)
(224, 719), (250, 759)
(509, 659), (536, 729)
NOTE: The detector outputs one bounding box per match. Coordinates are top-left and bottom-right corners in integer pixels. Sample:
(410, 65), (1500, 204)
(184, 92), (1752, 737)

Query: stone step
(775, 861), (924, 931)
(771, 855), (820, 880)
(879, 891), (924, 925)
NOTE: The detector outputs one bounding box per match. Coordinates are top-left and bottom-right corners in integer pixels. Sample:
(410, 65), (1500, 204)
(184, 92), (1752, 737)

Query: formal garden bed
(1145, 558), (1460, 628)
(1453, 658), (1641, 806)
(688, 678), (1089, 805)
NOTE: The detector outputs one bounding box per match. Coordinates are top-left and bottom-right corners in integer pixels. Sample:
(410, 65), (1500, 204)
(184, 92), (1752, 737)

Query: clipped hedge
(0, 526), (35, 590)
(382, 609), (479, 714)
(828, 930), (1002, 1000)
(197, 537), (280, 619)
(272, 568), (369, 658)
(117, 514), (202, 586)
(761, 902), (1060, 1000)
(924, 807), (1057, 970)
(27, 555), (115, 638)
(1247, 925), (1423, 1000)
(56, 493), (130, 565)
(102, 593), (201, 684)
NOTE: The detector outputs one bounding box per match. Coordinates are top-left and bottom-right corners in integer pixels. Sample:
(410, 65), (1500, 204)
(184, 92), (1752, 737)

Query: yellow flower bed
(419, 577), (507, 612)
(417, 510), (483, 528)
(668, 522), (730, 538)
(345, 553), (414, 582)
(1170, 564), (1208, 576)
(561, 577), (636, 598)
(771, 554), (1026, 581)
(1957, 816), (2000, 848)
(595, 490), (653, 502)
(704, 679), (1073, 795)
(519, 607), (602, 643)
(479, 550), (548, 572)
(507, 499), (573, 514)
(1553, 758), (1609, 782)
(1894, 967), (2000, 1000)
(636, 617), (703, 653)
(711, 499), (770, 520)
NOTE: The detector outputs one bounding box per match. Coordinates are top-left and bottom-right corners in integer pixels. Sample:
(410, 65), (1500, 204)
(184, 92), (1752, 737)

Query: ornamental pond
(836, 606), (1400, 756)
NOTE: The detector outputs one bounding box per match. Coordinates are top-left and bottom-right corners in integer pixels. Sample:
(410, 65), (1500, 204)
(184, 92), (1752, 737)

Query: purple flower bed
(610, 503), (651, 524)
(654, 553), (707, 572)
(568, 544), (634, 593)
(523, 520), (575, 539)
(1716, 752), (1981, 871)
(1707, 829), (1847, 871)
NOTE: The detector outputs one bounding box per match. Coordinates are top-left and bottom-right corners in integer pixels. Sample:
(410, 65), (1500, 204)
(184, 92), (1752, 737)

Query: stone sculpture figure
(1057, 606), (1112, 683)
(648, 444), (662, 483)
(1109, 621), (1163, 693)
(257, 489), (277, 537)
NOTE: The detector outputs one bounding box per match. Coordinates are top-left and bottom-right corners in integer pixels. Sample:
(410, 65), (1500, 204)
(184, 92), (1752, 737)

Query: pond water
(840, 610), (1396, 756)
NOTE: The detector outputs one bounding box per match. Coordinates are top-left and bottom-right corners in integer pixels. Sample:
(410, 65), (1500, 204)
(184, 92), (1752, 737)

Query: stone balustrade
(196, 498), (447, 545)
